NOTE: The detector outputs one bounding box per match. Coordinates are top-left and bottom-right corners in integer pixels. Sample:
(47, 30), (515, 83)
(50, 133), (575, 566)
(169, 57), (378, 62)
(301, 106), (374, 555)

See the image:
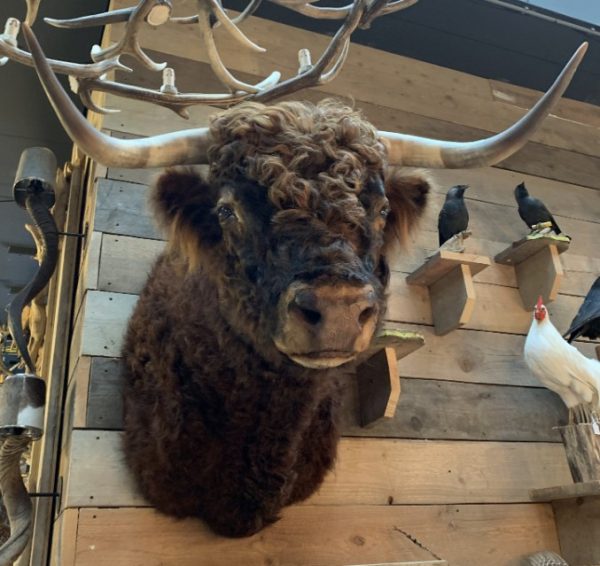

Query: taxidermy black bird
(564, 276), (600, 343)
(438, 185), (469, 246)
(514, 182), (562, 234)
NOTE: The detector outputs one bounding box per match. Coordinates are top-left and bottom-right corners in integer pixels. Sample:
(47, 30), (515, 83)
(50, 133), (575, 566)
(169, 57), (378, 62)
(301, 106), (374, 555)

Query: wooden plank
(406, 251), (490, 286)
(415, 191), (599, 262)
(104, 3), (600, 161)
(88, 202), (600, 304)
(347, 562), (446, 566)
(94, 178), (161, 240)
(392, 228), (599, 299)
(531, 480), (600, 502)
(489, 79), (600, 129)
(495, 237), (570, 266)
(553, 496), (600, 566)
(342, 377), (567, 443)
(49, 509), (79, 566)
(387, 274), (594, 337)
(71, 285), (597, 377)
(429, 168), (600, 225)
(75, 291), (138, 359)
(75, 230), (102, 316)
(348, 563), (446, 566)
(89, 179), (599, 298)
(77, 356), (568, 441)
(62, 431), (571, 509)
(74, 503), (560, 566)
(86, 357), (123, 430)
(69, 356), (92, 430)
(98, 234), (164, 294)
(101, 55), (600, 191)
(389, 322), (597, 386)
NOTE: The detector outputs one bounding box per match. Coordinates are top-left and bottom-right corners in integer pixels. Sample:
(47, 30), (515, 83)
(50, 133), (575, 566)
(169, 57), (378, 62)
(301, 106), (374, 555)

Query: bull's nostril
(297, 306), (322, 326)
(359, 306), (375, 326)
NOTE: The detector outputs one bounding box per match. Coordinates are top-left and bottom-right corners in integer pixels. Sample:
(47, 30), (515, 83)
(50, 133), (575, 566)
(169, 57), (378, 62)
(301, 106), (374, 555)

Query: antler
(1, 0), (417, 116)
(20, 21), (588, 171)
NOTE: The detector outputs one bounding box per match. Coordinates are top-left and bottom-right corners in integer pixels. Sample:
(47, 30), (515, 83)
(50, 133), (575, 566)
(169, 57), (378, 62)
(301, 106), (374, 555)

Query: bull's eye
(379, 207), (390, 219)
(217, 204), (236, 222)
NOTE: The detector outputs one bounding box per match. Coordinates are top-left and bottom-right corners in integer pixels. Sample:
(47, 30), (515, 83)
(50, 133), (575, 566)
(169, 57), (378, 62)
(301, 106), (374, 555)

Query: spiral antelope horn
(23, 23), (587, 170)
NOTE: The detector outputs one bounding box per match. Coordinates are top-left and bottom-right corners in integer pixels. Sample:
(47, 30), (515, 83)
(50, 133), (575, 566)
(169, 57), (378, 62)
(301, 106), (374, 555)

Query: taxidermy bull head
(7, 6), (588, 540)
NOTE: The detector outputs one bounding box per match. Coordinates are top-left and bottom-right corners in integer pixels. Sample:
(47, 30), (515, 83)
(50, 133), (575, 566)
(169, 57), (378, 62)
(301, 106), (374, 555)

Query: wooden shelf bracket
(494, 234), (570, 310)
(405, 250), (491, 336)
(356, 329), (424, 428)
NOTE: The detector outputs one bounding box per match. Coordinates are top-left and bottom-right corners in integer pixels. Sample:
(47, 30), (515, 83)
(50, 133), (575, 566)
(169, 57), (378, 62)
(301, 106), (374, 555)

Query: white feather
(524, 305), (600, 410)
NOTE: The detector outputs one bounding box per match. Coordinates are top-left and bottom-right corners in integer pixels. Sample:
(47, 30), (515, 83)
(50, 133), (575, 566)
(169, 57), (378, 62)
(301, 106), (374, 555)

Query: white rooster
(524, 296), (600, 423)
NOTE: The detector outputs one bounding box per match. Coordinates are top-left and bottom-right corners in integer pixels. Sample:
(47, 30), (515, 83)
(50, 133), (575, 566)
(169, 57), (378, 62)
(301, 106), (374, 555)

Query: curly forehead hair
(207, 99), (387, 210)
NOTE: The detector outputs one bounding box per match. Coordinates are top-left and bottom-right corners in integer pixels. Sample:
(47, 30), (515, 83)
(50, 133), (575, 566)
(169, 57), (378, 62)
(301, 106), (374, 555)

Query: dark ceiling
(227, 0), (600, 105)
(0, 0), (599, 325)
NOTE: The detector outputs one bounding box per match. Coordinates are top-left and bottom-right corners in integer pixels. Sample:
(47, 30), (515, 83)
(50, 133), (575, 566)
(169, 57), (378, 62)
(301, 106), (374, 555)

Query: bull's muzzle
(274, 282), (379, 369)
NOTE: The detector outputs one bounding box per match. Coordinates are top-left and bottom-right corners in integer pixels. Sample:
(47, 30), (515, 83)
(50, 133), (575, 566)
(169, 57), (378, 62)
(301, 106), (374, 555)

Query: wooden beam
(531, 480), (600, 502)
(71, 355), (567, 442)
(104, 1), (600, 163)
(48, 510), (79, 566)
(71, 503), (561, 566)
(59, 431), (571, 510)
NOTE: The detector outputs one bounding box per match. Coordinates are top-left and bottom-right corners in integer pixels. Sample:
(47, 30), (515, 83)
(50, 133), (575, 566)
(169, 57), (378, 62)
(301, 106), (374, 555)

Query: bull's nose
(289, 286), (377, 332)
(275, 282), (380, 368)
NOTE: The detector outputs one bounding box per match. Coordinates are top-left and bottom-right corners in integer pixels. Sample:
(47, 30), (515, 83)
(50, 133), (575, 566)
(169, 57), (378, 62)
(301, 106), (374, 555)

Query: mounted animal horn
(23, 24), (587, 170)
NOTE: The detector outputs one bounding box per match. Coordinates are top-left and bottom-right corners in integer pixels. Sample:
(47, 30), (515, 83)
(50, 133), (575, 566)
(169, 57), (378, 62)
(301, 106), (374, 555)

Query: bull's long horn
(380, 42), (588, 168)
(22, 24), (211, 168)
(24, 20), (586, 171)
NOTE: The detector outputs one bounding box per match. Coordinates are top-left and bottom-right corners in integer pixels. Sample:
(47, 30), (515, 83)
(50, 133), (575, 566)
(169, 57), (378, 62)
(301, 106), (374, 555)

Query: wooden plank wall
(49, 3), (600, 565)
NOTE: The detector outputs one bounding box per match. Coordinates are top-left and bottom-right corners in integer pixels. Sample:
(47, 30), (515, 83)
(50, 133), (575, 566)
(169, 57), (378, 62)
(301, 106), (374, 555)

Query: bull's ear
(383, 168), (431, 249)
(152, 168), (222, 266)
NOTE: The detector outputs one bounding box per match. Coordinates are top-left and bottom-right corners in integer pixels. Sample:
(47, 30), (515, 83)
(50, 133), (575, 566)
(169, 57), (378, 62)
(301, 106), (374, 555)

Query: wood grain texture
(89, 178), (599, 300)
(77, 356), (567, 442)
(531, 480), (600, 502)
(98, 234), (164, 294)
(387, 275), (594, 337)
(104, 3), (600, 162)
(94, 178), (161, 240)
(342, 377), (567, 442)
(428, 263), (475, 335)
(72, 291), (138, 359)
(60, 431), (571, 509)
(553, 496), (600, 566)
(49, 510), (79, 566)
(406, 251), (490, 286)
(73, 503), (560, 566)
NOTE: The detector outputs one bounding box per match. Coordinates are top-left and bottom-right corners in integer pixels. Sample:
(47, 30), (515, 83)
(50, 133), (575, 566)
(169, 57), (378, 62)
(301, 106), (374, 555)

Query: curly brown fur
(122, 99), (430, 538)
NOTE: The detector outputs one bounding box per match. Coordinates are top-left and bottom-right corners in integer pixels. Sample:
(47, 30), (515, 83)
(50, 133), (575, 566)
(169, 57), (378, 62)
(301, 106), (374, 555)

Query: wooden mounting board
(357, 330), (425, 427)
(495, 235), (570, 266)
(405, 251), (490, 287)
(530, 480), (600, 502)
(368, 329), (425, 360)
(357, 347), (400, 427)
